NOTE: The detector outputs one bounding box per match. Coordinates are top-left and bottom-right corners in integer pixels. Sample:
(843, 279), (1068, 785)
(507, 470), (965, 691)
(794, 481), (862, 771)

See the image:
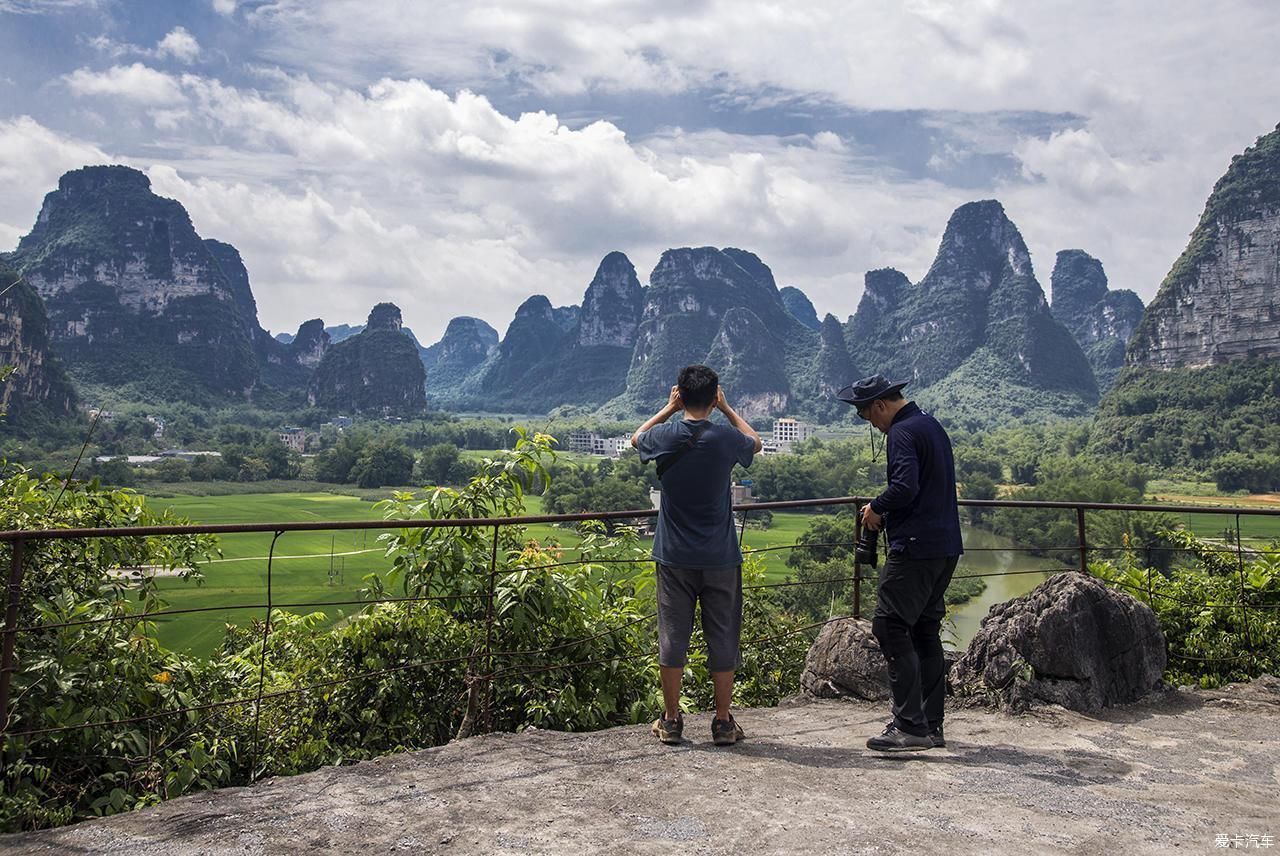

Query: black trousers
(871, 552), (959, 737)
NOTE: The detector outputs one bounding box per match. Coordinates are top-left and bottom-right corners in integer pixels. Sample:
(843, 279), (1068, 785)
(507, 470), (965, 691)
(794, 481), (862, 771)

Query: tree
(960, 473), (997, 525)
(313, 430), (369, 483)
(418, 443), (464, 486)
(350, 438), (415, 488)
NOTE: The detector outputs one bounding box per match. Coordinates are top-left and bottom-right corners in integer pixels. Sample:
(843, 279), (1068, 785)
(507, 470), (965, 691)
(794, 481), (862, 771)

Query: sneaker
(866, 722), (932, 752)
(651, 713), (683, 745)
(929, 725), (945, 748)
(711, 715), (744, 746)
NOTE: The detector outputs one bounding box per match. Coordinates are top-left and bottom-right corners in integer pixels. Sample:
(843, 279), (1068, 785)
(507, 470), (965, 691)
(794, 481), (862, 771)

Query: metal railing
(0, 495), (1276, 778)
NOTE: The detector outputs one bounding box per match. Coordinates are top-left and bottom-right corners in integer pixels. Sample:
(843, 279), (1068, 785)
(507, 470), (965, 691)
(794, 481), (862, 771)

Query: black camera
(854, 527), (879, 568)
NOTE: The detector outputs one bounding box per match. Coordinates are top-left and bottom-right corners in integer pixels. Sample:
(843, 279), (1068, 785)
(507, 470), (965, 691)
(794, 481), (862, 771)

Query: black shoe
(866, 722), (932, 752)
(711, 715), (744, 746)
(929, 725), (945, 748)
(651, 713), (683, 745)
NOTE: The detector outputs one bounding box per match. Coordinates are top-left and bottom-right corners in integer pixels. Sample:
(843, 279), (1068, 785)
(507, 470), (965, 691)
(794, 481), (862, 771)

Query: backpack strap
(656, 421), (710, 480)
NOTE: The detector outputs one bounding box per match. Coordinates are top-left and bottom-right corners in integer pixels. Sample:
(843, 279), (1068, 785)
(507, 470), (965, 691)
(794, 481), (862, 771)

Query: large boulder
(952, 573), (1166, 712)
(800, 618), (891, 700)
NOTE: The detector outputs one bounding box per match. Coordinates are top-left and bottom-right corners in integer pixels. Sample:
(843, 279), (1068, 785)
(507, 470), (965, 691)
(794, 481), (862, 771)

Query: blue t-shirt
(635, 418), (756, 569)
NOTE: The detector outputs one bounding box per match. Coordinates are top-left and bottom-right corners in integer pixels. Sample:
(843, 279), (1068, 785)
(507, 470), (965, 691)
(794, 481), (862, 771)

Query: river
(945, 525), (1070, 649)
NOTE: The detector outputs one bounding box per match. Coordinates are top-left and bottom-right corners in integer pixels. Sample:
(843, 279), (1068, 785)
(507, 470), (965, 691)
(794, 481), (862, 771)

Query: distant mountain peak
(366, 302), (403, 333)
(779, 286), (821, 331)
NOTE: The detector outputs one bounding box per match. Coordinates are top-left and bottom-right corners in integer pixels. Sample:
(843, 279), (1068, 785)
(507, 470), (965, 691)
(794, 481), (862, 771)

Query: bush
(1089, 530), (1280, 688)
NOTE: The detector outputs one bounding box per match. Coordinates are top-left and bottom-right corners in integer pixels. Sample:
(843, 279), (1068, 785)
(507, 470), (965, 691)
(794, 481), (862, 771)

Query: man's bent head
(678, 364), (719, 411)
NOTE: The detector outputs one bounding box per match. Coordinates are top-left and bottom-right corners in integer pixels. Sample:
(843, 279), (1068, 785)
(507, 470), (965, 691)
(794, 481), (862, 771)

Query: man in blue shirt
(838, 374), (963, 752)
(632, 364), (762, 746)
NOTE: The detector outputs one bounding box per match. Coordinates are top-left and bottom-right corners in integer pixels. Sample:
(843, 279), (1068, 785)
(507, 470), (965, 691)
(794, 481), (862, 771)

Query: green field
(147, 491), (826, 656)
(1172, 510), (1280, 547)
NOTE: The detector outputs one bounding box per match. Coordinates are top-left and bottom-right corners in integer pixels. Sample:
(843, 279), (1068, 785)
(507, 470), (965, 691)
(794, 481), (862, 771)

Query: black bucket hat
(836, 374), (910, 408)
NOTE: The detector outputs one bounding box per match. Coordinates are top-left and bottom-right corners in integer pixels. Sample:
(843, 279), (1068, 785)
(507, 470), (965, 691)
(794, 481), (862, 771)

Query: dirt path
(3, 679), (1277, 855)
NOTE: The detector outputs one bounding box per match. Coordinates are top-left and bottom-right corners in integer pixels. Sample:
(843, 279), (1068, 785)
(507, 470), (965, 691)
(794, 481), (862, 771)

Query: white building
(278, 427), (307, 453)
(566, 429), (596, 454)
(591, 435), (630, 457)
(772, 417), (816, 453)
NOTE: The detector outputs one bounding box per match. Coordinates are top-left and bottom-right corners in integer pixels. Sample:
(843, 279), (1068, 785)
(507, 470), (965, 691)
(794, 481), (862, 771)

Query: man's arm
(631, 385), (683, 447)
(715, 388), (763, 453)
(862, 430), (920, 530)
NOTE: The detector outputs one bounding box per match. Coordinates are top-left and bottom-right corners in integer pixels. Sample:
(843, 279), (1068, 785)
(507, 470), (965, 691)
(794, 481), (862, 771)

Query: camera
(854, 527), (879, 568)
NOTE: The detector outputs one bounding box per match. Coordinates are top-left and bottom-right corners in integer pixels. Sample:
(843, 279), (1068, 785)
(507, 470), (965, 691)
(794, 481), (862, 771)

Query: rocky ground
(3, 678), (1277, 855)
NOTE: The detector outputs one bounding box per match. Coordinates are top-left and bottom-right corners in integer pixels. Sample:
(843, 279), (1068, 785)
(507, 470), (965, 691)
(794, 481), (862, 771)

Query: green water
(946, 526), (1068, 649)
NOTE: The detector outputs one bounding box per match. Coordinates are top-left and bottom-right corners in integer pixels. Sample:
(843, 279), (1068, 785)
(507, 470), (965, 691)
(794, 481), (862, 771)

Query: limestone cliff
(7, 165), (258, 398)
(617, 246), (815, 416)
(422, 317), (498, 402)
(1050, 250), (1144, 391)
(845, 201), (1098, 427)
(703, 307), (791, 420)
(0, 267), (76, 422)
(1127, 124), (1280, 369)
(308, 303), (426, 413)
(780, 286), (821, 331)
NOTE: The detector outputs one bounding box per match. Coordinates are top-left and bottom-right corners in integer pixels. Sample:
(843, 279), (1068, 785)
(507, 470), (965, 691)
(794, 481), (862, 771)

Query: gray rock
(951, 573), (1166, 712)
(800, 617), (891, 700)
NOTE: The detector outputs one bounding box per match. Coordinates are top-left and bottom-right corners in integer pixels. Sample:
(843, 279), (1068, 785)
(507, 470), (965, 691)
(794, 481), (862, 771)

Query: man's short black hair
(678, 364), (718, 410)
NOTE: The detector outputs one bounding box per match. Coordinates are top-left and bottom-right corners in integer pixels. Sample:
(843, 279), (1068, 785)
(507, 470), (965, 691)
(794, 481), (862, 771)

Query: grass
(146, 488), (827, 657)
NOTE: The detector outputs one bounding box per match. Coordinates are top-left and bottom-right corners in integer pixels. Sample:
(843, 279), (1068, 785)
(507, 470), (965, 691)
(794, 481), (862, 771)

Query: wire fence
(0, 495), (1276, 776)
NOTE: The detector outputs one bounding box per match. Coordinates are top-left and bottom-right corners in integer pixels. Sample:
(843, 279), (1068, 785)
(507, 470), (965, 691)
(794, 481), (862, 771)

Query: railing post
(250, 530), (282, 783)
(1234, 514), (1255, 654)
(0, 538), (26, 745)
(852, 516), (863, 620)
(481, 524), (499, 733)
(1076, 507), (1088, 574)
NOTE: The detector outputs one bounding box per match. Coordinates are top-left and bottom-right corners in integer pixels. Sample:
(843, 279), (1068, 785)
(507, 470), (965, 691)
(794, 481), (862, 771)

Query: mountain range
(5, 122), (1278, 449)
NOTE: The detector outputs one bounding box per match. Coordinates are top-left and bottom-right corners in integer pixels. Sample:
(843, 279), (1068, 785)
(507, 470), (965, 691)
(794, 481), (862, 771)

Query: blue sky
(1, 0), (1277, 344)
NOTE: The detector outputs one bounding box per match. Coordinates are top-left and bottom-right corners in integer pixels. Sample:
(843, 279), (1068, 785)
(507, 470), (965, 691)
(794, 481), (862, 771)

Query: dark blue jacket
(868, 402), (963, 559)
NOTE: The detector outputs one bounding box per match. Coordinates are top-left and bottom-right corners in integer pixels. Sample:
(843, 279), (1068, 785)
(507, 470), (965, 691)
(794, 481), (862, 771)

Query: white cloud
(8, 0), (1280, 339)
(0, 117), (113, 250)
(1014, 129), (1140, 200)
(156, 27), (200, 64)
(0, 0), (98, 12)
(64, 64), (186, 105)
(1, 66), (944, 336)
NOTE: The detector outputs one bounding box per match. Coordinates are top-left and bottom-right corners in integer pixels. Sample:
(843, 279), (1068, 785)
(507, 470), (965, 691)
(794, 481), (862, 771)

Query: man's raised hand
(715, 387), (728, 412)
(668, 385), (684, 412)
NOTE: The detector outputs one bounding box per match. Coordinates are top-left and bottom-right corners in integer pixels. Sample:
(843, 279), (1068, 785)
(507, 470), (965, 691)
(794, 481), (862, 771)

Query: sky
(0, 0), (1276, 344)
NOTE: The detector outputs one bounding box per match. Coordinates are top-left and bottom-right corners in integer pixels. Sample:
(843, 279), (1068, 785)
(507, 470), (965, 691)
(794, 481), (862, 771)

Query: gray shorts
(656, 562), (742, 673)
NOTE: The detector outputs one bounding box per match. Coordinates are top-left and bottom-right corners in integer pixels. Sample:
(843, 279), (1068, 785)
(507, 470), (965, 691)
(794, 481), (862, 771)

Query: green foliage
(989, 455), (1173, 569)
(309, 328), (427, 414)
(541, 457), (650, 525)
(1094, 359), (1280, 475)
(416, 443), (473, 486)
(775, 513), (985, 623)
(349, 437), (415, 489)
(0, 463), (222, 829)
(746, 437), (880, 503)
(1211, 452), (1280, 493)
(0, 431), (819, 831)
(1089, 529), (1280, 688)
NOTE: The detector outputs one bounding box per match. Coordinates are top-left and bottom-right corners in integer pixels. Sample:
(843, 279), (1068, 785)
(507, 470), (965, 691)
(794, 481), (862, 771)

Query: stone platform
(3, 678), (1278, 855)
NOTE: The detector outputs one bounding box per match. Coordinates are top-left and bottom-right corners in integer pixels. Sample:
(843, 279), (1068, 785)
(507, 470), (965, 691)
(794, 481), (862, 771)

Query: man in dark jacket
(838, 374), (963, 752)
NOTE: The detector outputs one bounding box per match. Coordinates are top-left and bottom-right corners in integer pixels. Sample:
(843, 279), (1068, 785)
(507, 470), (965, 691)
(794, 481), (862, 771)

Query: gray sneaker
(866, 722), (932, 752)
(929, 725), (945, 748)
(651, 714), (683, 745)
(712, 715), (744, 746)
